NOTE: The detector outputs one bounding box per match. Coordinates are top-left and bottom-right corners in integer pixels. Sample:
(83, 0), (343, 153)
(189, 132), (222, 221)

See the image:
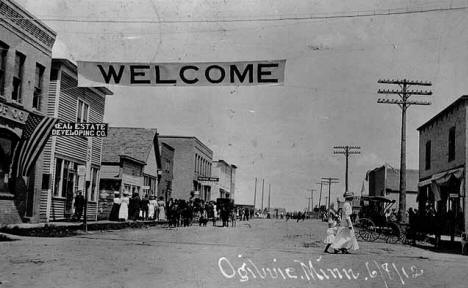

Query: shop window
(12, 52), (25, 103)
(54, 159), (78, 198)
(77, 99), (89, 123)
(54, 158), (63, 197)
(425, 141), (431, 170)
(448, 126), (455, 162)
(33, 63), (45, 110)
(0, 42), (8, 96)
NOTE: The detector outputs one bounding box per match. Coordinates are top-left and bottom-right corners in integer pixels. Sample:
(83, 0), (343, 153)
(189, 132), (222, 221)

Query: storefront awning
(418, 167), (464, 187)
(418, 167), (465, 201)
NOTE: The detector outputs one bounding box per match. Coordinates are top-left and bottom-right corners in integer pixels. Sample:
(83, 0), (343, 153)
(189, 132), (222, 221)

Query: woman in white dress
(148, 196), (157, 220)
(119, 192), (130, 221)
(157, 197), (166, 221)
(331, 191), (359, 254)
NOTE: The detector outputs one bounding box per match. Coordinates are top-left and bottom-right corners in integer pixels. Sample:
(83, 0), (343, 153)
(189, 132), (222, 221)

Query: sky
(16, 0), (468, 210)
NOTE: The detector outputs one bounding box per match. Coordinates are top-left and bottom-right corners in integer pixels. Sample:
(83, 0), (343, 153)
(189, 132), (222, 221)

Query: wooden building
(40, 58), (112, 222)
(99, 127), (161, 219)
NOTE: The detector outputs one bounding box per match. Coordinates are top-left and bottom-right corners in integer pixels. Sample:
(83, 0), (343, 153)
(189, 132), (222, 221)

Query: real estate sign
(51, 122), (108, 137)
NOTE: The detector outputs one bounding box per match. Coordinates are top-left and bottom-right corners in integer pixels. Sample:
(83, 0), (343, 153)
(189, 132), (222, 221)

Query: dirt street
(0, 219), (467, 288)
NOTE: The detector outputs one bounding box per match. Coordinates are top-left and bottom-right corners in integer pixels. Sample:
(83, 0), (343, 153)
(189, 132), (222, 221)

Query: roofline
(417, 95), (468, 131)
(367, 164), (418, 174)
(161, 142), (175, 151)
(159, 135), (213, 154)
(215, 159), (229, 166)
(52, 58), (113, 95)
(120, 155), (146, 165)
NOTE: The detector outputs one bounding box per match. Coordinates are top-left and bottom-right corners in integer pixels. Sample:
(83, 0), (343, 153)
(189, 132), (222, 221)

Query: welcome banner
(77, 60), (286, 87)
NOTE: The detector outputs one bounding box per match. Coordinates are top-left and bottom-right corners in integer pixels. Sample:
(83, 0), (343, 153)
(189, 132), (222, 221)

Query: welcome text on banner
(77, 60), (286, 87)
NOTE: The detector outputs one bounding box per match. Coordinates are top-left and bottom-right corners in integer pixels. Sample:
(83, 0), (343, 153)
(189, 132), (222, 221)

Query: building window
(54, 158), (63, 197)
(32, 63), (45, 110)
(12, 52), (25, 103)
(425, 141), (431, 170)
(0, 42), (8, 96)
(53, 158), (77, 198)
(77, 99), (89, 122)
(448, 126), (455, 162)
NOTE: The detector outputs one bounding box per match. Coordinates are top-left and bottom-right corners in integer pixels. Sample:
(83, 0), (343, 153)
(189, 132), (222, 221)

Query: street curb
(0, 220), (168, 238)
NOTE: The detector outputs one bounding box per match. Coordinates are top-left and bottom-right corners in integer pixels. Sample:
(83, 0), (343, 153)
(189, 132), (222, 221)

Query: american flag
(9, 113), (58, 179)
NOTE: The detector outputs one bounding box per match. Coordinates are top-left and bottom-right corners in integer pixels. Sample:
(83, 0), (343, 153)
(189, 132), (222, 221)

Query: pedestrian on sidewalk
(109, 191), (121, 221)
(130, 193), (141, 221)
(148, 195), (157, 220)
(157, 196), (166, 221)
(141, 194), (150, 220)
(119, 192), (130, 221)
(73, 191), (85, 221)
(331, 192), (359, 254)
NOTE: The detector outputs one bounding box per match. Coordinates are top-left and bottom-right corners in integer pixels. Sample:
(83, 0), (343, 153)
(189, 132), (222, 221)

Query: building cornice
(0, 0), (56, 54)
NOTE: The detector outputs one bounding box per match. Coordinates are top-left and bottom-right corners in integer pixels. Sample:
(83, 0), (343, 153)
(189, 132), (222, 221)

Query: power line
(377, 78), (432, 224)
(1, 5), (468, 24)
(333, 146), (361, 193)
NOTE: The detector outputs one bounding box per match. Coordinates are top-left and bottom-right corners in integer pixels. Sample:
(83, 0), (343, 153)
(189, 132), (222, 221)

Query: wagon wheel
(385, 222), (402, 244)
(356, 218), (379, 242)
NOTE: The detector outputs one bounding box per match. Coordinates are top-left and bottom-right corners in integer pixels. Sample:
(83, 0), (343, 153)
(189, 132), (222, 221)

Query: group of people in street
(166, 198), (217, 227)
(109, 192), (166, 222)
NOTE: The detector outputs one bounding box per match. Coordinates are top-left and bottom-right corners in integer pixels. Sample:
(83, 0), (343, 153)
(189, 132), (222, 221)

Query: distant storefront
(210, 160), (237, 201)
(158, 136), (213, 201)
(98, 127), (161, 219)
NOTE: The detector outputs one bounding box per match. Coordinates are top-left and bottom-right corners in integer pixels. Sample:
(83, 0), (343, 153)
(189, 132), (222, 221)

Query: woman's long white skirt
(331, 227), (359, 250)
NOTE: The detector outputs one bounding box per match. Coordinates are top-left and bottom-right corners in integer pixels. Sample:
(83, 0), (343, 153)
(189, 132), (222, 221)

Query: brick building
(99, 127), (161, 219)
(417, 95), (468, 234)
(158, 136), (213, 201)
(41, 58), (112, 222)
(157, 142), (174, 201)
(210, 159), (237, 201)
(0, 0), (56, 224)
(366, 164), (419, 210)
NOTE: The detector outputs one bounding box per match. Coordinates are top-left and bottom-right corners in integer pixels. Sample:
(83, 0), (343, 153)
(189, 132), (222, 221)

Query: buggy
(355, 196), (408, 244)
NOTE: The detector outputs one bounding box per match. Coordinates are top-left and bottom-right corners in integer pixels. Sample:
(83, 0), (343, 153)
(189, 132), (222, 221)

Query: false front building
(210, 160), (237, 201)
(0, 0), (57, 224)
(366, 164), (419, 210)
(417, 95), (468, 235)
(158, 136), (213, 201)
(40, 58), (112, 222)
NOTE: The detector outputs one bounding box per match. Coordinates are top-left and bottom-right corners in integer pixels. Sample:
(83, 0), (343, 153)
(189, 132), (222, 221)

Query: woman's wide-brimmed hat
(343, 191), (354, 198)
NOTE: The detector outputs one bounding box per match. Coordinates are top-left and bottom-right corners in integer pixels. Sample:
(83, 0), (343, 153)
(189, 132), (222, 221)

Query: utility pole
(377, 78), (432, 223)
(321, 177), (339, 210)
(261, 179), (264, 212)
(333, 146), (361, 193)
(316, 181), (327, 208)
(253, 177), (257, 209)
(307, 189), (315, 212)
(268, 184), (271, 211)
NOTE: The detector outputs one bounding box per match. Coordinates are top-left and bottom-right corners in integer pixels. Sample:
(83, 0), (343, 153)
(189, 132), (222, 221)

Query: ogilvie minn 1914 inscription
(1, 0), (468, 288)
